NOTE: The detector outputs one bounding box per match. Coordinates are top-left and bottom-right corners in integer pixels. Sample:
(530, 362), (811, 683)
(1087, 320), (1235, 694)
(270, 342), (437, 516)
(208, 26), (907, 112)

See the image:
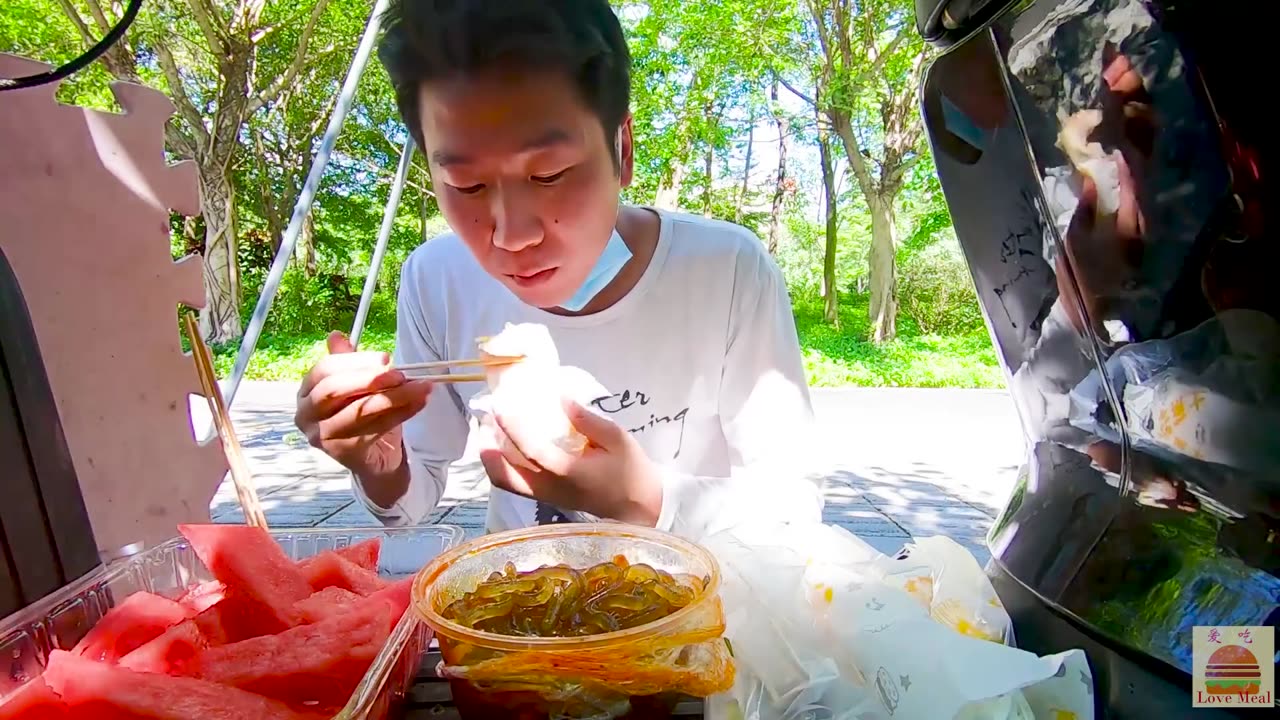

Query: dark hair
(379, 0), (631, 163)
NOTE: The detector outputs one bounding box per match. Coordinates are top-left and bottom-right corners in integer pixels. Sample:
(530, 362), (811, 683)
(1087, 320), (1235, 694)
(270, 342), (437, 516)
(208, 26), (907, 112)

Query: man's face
(417, 69), (633, 308)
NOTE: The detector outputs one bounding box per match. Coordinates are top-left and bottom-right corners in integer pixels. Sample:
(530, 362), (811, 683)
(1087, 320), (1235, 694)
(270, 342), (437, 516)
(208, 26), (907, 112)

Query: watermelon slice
(71, 592), (188, 663)
(299, 551), (387, 596)
(362, 577), (415, 631)
(176, 602), (390, 709)
(42, 650), (321, 720)
(176, 580), (225, 615)
(119, 619), (208, 674)
(178, 524), (310, 635)
(0, 678), (68, 719)
(291, 586), (362, 625)
(334, 538), (381, 572)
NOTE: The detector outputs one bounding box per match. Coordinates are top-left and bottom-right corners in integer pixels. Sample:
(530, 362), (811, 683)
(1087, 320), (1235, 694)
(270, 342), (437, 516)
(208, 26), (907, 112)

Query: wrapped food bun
(479, 322), (560, 389)
(1056, 109), (1122, 216)
(472, 363), (611, 471)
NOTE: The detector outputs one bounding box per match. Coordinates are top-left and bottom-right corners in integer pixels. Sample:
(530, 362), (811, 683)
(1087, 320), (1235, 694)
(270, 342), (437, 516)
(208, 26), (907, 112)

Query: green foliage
(793, 293), (1002, 388)
(0, 0), (118, 109)
(211, 328), (396, 382)
(2, 0), (1000, 388)
(897, 237), (985, 336)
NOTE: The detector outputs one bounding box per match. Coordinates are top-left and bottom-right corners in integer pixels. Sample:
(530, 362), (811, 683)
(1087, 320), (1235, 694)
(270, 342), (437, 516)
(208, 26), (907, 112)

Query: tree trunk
(766, 84), (788, 255)
(296, 213), (317, 277)
(818, 128), (840, 328)
(867, 193), (898, 342)
(734, 119), (755, 223)
(830, 111), (902, 343)
(654, 161), (688, 210)
(702, 142), (714, 217)
(180, 216), (203, 257)
(197, 170), (242, 344)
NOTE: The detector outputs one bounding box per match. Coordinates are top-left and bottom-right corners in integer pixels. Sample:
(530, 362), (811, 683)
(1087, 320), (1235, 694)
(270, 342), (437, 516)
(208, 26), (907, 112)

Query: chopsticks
(183, 312), (269, 529)
(392, 355), (521, 384)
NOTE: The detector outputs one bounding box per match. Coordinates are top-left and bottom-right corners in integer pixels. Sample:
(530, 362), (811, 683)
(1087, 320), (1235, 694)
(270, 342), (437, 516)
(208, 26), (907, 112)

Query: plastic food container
(413, 524), (733, 720)
(0, 525), (463, 720)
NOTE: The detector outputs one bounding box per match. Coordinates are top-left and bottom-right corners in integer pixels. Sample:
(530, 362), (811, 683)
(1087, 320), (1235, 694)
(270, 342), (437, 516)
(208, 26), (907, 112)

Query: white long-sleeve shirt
(353, 209), (823, 541)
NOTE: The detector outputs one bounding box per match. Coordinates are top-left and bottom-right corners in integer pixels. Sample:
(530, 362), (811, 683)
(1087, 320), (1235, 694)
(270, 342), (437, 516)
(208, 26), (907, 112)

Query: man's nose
(490, 184), (542, 253)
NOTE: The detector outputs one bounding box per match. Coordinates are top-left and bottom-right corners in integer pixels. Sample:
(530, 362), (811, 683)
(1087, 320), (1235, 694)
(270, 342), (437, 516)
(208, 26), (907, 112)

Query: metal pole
(351, 137), (415, 348)
(222, 0), (392, 407)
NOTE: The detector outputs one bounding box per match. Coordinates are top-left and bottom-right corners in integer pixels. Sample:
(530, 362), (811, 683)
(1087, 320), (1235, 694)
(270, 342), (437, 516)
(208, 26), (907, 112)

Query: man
(293, 0), (821, 540)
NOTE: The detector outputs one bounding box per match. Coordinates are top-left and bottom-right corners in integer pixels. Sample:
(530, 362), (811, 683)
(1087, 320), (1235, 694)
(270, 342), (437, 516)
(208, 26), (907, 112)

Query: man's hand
(294, 331), (432, 477)
(479, 400), (664, 526)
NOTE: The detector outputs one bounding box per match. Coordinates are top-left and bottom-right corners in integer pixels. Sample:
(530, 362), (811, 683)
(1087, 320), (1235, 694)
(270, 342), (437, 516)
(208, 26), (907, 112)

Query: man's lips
(507, 267), (557, 288)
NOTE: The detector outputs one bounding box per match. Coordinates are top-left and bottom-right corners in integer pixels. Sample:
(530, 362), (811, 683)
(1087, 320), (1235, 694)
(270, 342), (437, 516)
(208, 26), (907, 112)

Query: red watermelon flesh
(334, 538), (381, 572)
(178, 524), (310, 634)
(119, 619), (208, 674)
(71, 592), (188, 663)
(176, 602), (390, 708)
(176, 580), (225, 615)
(299, 551), (387, 596)
(42, 650), (321, 720)
(0, 678), (69, 719)
(362, 577), (414, 631)
(292, 586), (362, 625)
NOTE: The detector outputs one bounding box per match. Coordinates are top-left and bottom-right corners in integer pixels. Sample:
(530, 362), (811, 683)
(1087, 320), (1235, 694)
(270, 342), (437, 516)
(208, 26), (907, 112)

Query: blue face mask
(559, 228), (633, 311)
(940, 93), (993, 152)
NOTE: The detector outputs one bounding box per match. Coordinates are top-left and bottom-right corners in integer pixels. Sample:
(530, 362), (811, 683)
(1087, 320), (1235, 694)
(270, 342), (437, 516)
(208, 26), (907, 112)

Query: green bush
(896, 241), (985, 336)
(241, 266), (399, 337)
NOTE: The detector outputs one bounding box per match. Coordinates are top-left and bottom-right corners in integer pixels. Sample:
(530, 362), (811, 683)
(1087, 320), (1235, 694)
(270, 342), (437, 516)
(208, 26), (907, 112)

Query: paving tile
(892, 505), (994, 539)
(439, 502), (487, 530)
(314, 502), (383, 528)
(823, 507), (909, 537)
(225, 385), (1012, 560)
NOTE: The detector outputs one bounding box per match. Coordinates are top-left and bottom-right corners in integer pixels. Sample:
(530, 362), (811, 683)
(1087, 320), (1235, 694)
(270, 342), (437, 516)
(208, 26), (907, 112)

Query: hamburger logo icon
(1204, 645), (1261, 696)
(1194, 626), (1274, 707)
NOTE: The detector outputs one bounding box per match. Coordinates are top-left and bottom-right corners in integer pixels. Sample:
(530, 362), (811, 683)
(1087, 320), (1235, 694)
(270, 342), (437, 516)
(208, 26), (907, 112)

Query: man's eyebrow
(430, 129), (572, 168)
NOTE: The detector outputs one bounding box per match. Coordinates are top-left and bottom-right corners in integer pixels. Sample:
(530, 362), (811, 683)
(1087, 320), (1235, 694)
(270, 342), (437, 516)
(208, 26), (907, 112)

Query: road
(220, 381), (1026, 564)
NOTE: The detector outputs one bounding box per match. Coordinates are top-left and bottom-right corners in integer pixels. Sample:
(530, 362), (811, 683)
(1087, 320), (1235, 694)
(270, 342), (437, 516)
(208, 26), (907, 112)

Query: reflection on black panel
(921, 0), (1278, 683)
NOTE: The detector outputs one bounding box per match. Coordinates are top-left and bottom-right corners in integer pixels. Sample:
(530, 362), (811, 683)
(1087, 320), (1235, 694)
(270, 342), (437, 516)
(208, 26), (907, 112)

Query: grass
(791, 294), (1005, 389)
(211, 295), (1006, 389)
(211, 327), (396, 382)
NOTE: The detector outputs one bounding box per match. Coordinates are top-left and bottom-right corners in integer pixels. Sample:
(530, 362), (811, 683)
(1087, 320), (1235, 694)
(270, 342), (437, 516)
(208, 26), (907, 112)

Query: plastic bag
(469, 363), (611, 471)
(872, 536), (1012, 644)
(701, 523), (1095, 720)
(1069, 310), (1280, 472)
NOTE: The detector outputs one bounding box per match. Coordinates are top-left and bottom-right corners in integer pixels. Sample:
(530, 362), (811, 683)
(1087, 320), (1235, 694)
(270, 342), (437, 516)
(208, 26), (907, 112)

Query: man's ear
(619, 114), (635, 187)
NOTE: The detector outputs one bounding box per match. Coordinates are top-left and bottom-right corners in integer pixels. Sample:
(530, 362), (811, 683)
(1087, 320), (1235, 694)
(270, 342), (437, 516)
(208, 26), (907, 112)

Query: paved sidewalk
(216, 382), (1025, 565)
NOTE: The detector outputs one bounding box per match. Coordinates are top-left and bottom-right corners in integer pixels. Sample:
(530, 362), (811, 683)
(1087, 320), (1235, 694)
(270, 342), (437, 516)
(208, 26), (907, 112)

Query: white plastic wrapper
(702, 523), (1095, 720)
(468, 323), (611, 471)
(1068, 310), (1280, 473)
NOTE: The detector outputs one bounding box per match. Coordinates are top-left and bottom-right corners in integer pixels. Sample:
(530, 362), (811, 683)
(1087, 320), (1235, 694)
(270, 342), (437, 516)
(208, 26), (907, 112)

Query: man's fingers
(563, 400), (627, 450)
(479, 448), (536, 499)
(314, 381), (431, 441)
(493, 413), (576, 477)
(327, 330), (356, 355)
(1115, 153), (1143, 244)
(304, 367), (408, 420)
(298, 350), (394, 397)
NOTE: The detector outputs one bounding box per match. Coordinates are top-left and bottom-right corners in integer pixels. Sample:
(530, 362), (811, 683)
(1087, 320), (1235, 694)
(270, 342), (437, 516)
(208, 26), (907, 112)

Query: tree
(621, 0), (792, 211)
(817, 112), (840, 326)
(765, 81), (790, 255)
(54, 0), (338, 343)
(794, 0), (929, 342)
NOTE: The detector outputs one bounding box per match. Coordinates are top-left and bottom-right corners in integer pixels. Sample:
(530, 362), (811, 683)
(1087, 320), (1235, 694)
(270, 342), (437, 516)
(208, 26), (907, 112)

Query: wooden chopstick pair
(183, 312), (269, 529)
(392, 355), (521, 384)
